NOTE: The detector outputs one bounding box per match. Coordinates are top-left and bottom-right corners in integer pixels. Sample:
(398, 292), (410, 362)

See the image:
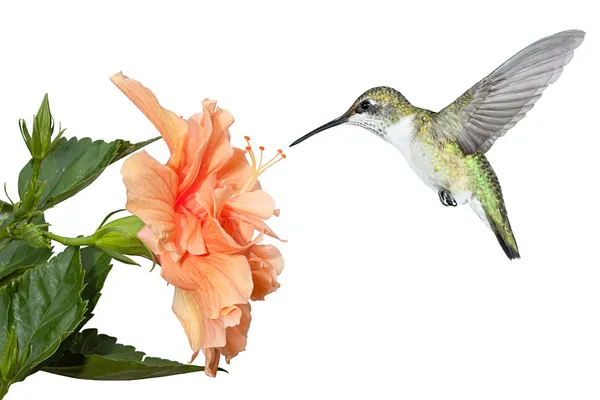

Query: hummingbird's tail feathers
(489, 215), (520, 260)
(468, 154), (520, 260)
(470, 196), (520, 260)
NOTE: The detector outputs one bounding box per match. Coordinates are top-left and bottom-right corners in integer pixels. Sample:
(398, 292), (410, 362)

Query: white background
(1, 0), (599, 399)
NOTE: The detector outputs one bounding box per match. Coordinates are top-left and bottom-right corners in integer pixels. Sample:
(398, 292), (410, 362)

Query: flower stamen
(244, 136), (256, 168)
(241, 139), (286, 193)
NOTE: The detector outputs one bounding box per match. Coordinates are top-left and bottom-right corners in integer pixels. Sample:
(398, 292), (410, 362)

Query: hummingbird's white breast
(384, 116), (441, 189)
(348, 111), (473, 204)
(383, 116), (472, 206)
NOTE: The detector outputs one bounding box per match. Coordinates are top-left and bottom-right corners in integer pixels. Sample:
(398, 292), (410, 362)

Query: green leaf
(33, 247), (112, 374)
(0, 201), (12, 230)
(112, 136), (160, 163)
(0, 247), (87, 383)
(54, 329), (145, 361)
(43, 329), (212, 380)
(79, 246), (112, 319)
(0, 205), (52, 282)
(18, 136), (159, 211)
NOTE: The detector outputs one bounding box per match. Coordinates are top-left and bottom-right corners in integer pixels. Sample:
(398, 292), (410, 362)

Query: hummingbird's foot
(438, 188), (457, 207)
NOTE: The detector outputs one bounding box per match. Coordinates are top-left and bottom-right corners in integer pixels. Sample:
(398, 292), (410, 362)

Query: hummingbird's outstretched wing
(435, 30), (585, 154)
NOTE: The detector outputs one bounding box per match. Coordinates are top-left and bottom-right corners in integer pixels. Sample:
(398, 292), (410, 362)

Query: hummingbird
(290, 30), (585, 260)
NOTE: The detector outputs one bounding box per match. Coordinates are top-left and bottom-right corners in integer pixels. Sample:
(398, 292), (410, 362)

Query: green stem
(31, 158), (42, 184)
(0, 228), (9, 242)
(42, 231), (96, 247)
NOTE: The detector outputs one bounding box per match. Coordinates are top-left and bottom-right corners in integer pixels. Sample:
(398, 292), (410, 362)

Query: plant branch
(42, 231), (96, 247)
(31, 158), (42, 184)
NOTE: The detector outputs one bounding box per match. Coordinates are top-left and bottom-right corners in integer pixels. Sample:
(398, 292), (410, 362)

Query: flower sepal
(94, 213), (155, 267)
(19, 94), (65, 162)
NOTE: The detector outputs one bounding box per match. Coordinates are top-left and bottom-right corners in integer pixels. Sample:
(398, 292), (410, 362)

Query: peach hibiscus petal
(111, 72), (188, 168)
(161, 253), (253, 319)
(198, 103), (235, 178)
(222, 209), (284, 241)
(174, 207), (207, 257)
(220, 303), (252, 363)
(137, 225), (161, 255)
(187, 174), (217, 216)
(226, 190), (276, 220)
(222, 219), (255, 246)
(249, 245), (284, 301)
(202, 216), (264, 254)
(218, 148), (253, 192)
(121, 151), (178, 243)
(178, 112), (211, 196)
(203, 348), (221, 377)
(252, 244), (285, 274)
(220, 305), (243, 328)
(212, 186), (235, 218)
(172, 288), (228, 359)
(250, 269), (280, 301)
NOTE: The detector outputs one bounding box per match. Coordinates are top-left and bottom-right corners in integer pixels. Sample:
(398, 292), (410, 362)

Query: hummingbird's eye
(358, 100), (372, 112)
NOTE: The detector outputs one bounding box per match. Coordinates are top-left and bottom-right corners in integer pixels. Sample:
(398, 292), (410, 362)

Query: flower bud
(94, 215), (153, 266)
(20, 223), (50, 249)
(19, 94), (65, 161)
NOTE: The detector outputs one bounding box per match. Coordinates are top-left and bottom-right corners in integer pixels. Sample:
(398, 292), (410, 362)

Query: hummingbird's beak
(289, 113), (350, 147)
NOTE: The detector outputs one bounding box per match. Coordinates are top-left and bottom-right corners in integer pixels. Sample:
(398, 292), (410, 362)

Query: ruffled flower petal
(203, 348), (221, 377)
(177, 110), (212, 196)
(175, 207), (207, 257)
(221, 219), (255, 246)
(249, 245), (284, 300)
(222, 208), (284, 242)
(218, 148), (253, 192)
(212, 186), (235, 218)
(203, 304), (252, 377)
(111, 72), (188, 169)
(226, 190), (276, 220)
(202, 216), (263, 254)
(219, 303), (251, 363)
(199, 104), (235, 177)
(121, 151), (178, 247)
(161, 253), (253, 319)
(137, 225), (161, 255)
(172, 287), (228, 361)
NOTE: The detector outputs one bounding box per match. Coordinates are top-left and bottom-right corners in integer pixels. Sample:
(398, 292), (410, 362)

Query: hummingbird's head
(290, 86), (414, 147)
